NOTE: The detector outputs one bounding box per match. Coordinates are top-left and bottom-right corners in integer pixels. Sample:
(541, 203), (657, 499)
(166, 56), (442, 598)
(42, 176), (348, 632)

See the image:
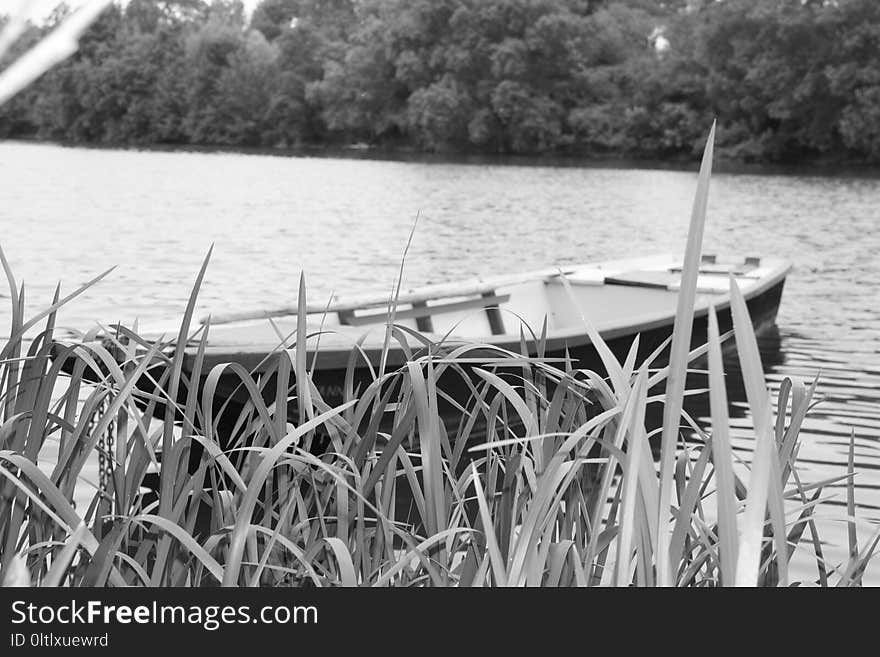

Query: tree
(180, 12), (245, 143)
(3, 0), (880, 162)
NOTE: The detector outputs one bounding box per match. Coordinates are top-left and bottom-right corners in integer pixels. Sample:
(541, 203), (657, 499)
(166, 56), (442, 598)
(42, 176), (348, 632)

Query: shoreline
(5, 136), (880, 179)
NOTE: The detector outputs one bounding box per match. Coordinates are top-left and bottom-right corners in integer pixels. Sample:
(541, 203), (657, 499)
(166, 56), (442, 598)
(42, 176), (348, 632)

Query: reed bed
(0, 128), (876, 588)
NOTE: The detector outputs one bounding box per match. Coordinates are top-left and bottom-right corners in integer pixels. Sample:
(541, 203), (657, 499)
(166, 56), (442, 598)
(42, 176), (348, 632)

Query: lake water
(1, 140), (878, 584)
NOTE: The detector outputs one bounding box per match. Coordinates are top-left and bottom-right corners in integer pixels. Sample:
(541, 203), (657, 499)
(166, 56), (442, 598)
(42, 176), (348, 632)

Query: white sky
(15, 0), (84, 20)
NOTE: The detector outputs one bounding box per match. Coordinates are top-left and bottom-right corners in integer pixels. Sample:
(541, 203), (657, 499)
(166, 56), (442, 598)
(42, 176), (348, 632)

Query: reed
(0, 0), (115, 106)
(0, 128), (875, 588)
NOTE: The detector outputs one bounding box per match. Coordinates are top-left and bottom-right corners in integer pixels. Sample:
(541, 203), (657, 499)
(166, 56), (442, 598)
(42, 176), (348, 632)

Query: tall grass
(0, 128), (876, 587)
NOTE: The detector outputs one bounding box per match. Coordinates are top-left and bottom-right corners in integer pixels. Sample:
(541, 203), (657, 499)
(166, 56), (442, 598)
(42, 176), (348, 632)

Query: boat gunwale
(184, 257), (792, 373)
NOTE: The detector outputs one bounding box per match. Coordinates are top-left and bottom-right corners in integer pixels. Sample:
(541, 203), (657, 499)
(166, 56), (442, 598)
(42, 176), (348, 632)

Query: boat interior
(201, 253), (790, 353)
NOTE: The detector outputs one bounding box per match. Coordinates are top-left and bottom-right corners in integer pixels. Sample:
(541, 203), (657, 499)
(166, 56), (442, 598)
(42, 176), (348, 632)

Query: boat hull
(197, 277), (786, 442)
(51, 255), (788, 456)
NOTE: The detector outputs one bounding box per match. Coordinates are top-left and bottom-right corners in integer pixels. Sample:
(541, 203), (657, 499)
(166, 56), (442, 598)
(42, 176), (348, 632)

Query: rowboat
(181, 252), (789, 416)
(54, 252), (790, 438)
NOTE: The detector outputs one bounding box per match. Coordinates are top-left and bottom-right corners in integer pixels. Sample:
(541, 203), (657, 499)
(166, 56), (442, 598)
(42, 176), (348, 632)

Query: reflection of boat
(55, 253), (791, 434)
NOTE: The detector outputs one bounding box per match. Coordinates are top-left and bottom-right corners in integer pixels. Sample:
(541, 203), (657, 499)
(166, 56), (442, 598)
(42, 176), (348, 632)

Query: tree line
(2, 0), (879, 164)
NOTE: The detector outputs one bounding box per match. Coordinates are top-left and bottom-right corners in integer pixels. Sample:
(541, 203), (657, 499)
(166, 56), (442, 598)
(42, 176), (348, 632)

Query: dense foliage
(2, 0), (880, 163)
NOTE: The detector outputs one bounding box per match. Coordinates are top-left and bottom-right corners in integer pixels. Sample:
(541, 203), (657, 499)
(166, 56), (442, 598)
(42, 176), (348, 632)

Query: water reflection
(678, 322), (880, 583)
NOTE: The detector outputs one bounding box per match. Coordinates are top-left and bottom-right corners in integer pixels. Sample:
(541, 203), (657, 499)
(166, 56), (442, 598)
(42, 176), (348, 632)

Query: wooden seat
(604, 271), (673, 289)
(340, 293), (510, 334)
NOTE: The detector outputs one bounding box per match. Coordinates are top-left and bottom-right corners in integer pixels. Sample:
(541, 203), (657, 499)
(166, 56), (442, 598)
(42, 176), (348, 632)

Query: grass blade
(729, 277), (774, 587)
(657, 120), (715, 586)
(705, 305), (738, 585)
